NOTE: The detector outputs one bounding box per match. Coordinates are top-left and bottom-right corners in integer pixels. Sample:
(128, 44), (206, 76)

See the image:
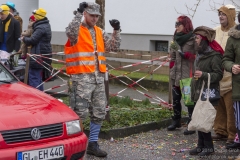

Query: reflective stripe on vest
(64, 25), (106, 74)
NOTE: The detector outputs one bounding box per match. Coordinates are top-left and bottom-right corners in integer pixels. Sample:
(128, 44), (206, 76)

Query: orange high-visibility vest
(64, 25), (106, 74)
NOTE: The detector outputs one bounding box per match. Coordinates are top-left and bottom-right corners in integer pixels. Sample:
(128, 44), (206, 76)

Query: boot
(198, 141), (214, 157)
(87, 141), (108, 157)
(189, 139), (204, 155)
(167, 116), (181, 131)
(183, 118), (195, 135)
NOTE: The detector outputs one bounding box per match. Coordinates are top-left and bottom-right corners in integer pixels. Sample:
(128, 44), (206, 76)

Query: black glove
(178, 50), (185, 58)
(109, 19), (120, 30)
(77, 2), (88, 14)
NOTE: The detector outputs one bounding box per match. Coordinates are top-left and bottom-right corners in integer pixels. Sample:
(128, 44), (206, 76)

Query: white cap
(225, 4), (235, 9)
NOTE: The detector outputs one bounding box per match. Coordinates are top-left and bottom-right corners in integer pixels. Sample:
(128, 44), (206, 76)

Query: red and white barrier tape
(44, 84), (67, 92)
(108, 60), (159, 80)
(108, 56), (168, 71)
(31, 54), (66, 63)
(49, 89), (67, 95)
(108, 51), (161, 57)
(36, 66), (64, 89)
(108, 59), (170, 103)
(28, 54), (66, 82)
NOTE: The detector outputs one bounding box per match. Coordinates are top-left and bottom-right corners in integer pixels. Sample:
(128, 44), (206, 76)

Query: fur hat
(218, 5), (236, 31)
(193, 26), (216, 42)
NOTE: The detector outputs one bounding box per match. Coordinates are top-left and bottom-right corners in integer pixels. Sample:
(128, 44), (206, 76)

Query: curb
(84, 117), (188, 140)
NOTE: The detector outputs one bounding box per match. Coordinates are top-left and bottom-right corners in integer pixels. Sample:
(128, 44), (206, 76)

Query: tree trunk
(96, 0), (105, 29)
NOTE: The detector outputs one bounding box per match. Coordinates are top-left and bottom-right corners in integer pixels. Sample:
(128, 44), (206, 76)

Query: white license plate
(17, 145), (64, 160)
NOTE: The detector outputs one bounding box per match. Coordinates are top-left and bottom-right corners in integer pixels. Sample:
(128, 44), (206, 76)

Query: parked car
(0, 62), (88, 160)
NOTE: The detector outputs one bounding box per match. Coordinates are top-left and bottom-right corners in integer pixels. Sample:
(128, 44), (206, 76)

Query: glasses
(218, 12), (226, 17)
(175, 22), (182, 27)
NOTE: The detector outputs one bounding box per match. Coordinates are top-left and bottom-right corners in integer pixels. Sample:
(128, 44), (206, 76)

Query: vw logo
(31, 128), (41, 140)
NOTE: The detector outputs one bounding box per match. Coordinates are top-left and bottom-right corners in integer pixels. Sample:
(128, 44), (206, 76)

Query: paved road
(84, 128), (239, 160)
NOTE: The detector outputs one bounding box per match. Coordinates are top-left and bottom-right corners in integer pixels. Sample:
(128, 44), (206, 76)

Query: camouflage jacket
(66, 12), (121, 84)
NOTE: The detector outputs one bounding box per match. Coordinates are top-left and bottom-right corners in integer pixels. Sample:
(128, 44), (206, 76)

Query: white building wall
(38, 0), (240, 33)
(38, 0), (95, 32)
(1, 0), (239, 51)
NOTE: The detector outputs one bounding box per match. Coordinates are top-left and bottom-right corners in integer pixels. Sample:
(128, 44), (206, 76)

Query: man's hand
(109, 19), (120, 30)
(232, 65), (240, 75)
(77, 2), (88, 14)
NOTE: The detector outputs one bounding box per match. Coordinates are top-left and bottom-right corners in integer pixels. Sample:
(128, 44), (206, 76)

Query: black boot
(87, 141), (107, 157)
(198, 141), (214, 157)
(189, 139), (204, 155)
(167, 116), (181, 131)
(183, 118), (195, 135)
(227, 129), (240, 149)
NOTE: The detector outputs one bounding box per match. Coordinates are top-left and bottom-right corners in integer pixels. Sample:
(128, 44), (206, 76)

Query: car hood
(0, 82), (78, 131)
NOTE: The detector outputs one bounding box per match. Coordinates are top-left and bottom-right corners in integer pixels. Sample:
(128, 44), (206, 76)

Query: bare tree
(96, 0), (105, 29)
(175, 0), (202, 19)
(175, 0), (240, 19)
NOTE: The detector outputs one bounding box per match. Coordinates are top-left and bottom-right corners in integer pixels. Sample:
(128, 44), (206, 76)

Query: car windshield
(0, 63), (17, 83)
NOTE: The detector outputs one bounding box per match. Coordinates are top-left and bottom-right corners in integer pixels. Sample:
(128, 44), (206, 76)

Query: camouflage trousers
(69, 80), (106, 125)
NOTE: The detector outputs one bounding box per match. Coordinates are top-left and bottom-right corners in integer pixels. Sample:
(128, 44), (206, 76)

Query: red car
(0, 63), (88, 160)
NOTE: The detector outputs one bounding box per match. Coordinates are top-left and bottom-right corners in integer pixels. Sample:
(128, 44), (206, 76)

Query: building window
(155, 41), (168, 52)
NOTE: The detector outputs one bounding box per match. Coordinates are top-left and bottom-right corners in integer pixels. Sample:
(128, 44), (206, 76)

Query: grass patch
(59, 96), (187, 132)
(52, 63), (169, 82)
(52, 63), (65, 70)
(109, 70), (169, 82)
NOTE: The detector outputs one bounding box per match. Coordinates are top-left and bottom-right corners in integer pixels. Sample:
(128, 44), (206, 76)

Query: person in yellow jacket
(65, 2), (121, 157)
(212, 4), (237, 144)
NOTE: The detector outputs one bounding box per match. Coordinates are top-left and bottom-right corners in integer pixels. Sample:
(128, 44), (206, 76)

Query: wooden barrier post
(104, 67), (110, 121)
(24, 47), (31, 84)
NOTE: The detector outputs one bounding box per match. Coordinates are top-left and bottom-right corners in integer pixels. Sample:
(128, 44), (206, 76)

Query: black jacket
(23, 18), (52, 68)
(0, 15), (21, 53)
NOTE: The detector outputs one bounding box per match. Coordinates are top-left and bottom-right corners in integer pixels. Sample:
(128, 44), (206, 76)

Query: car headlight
(66, 120), (81, 135)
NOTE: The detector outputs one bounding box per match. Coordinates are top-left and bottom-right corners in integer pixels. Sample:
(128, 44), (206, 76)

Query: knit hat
(29, 15), (36, 22)
(218, 5), (236, 31)
(32, 8), (47, 20)
(6, 1), (15, 11)
(0, 5), (10, 15)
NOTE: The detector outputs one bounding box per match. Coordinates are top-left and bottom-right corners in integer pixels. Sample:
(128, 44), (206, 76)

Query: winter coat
(191, 50), (223, 106)
(222, 25), (240, 101)
(170, 36), (196, 86)
(0, 15), (21, 53)
(214, 25), (232, 96)
(23, 18), (52, 68)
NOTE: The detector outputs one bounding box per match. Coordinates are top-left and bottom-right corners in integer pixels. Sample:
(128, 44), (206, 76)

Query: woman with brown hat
(189, 26), (223, 156)
(168, 15), (196, 135)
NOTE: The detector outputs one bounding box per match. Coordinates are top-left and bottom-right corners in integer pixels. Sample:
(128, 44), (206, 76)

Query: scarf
(0, 14), (11, 43)
(199, 35), (224, 55)
(174, 31), (193, 47)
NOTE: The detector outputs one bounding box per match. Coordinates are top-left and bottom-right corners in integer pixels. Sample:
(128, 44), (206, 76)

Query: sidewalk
(44, 79), (238, 160)
(84, 127), (239, 160)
